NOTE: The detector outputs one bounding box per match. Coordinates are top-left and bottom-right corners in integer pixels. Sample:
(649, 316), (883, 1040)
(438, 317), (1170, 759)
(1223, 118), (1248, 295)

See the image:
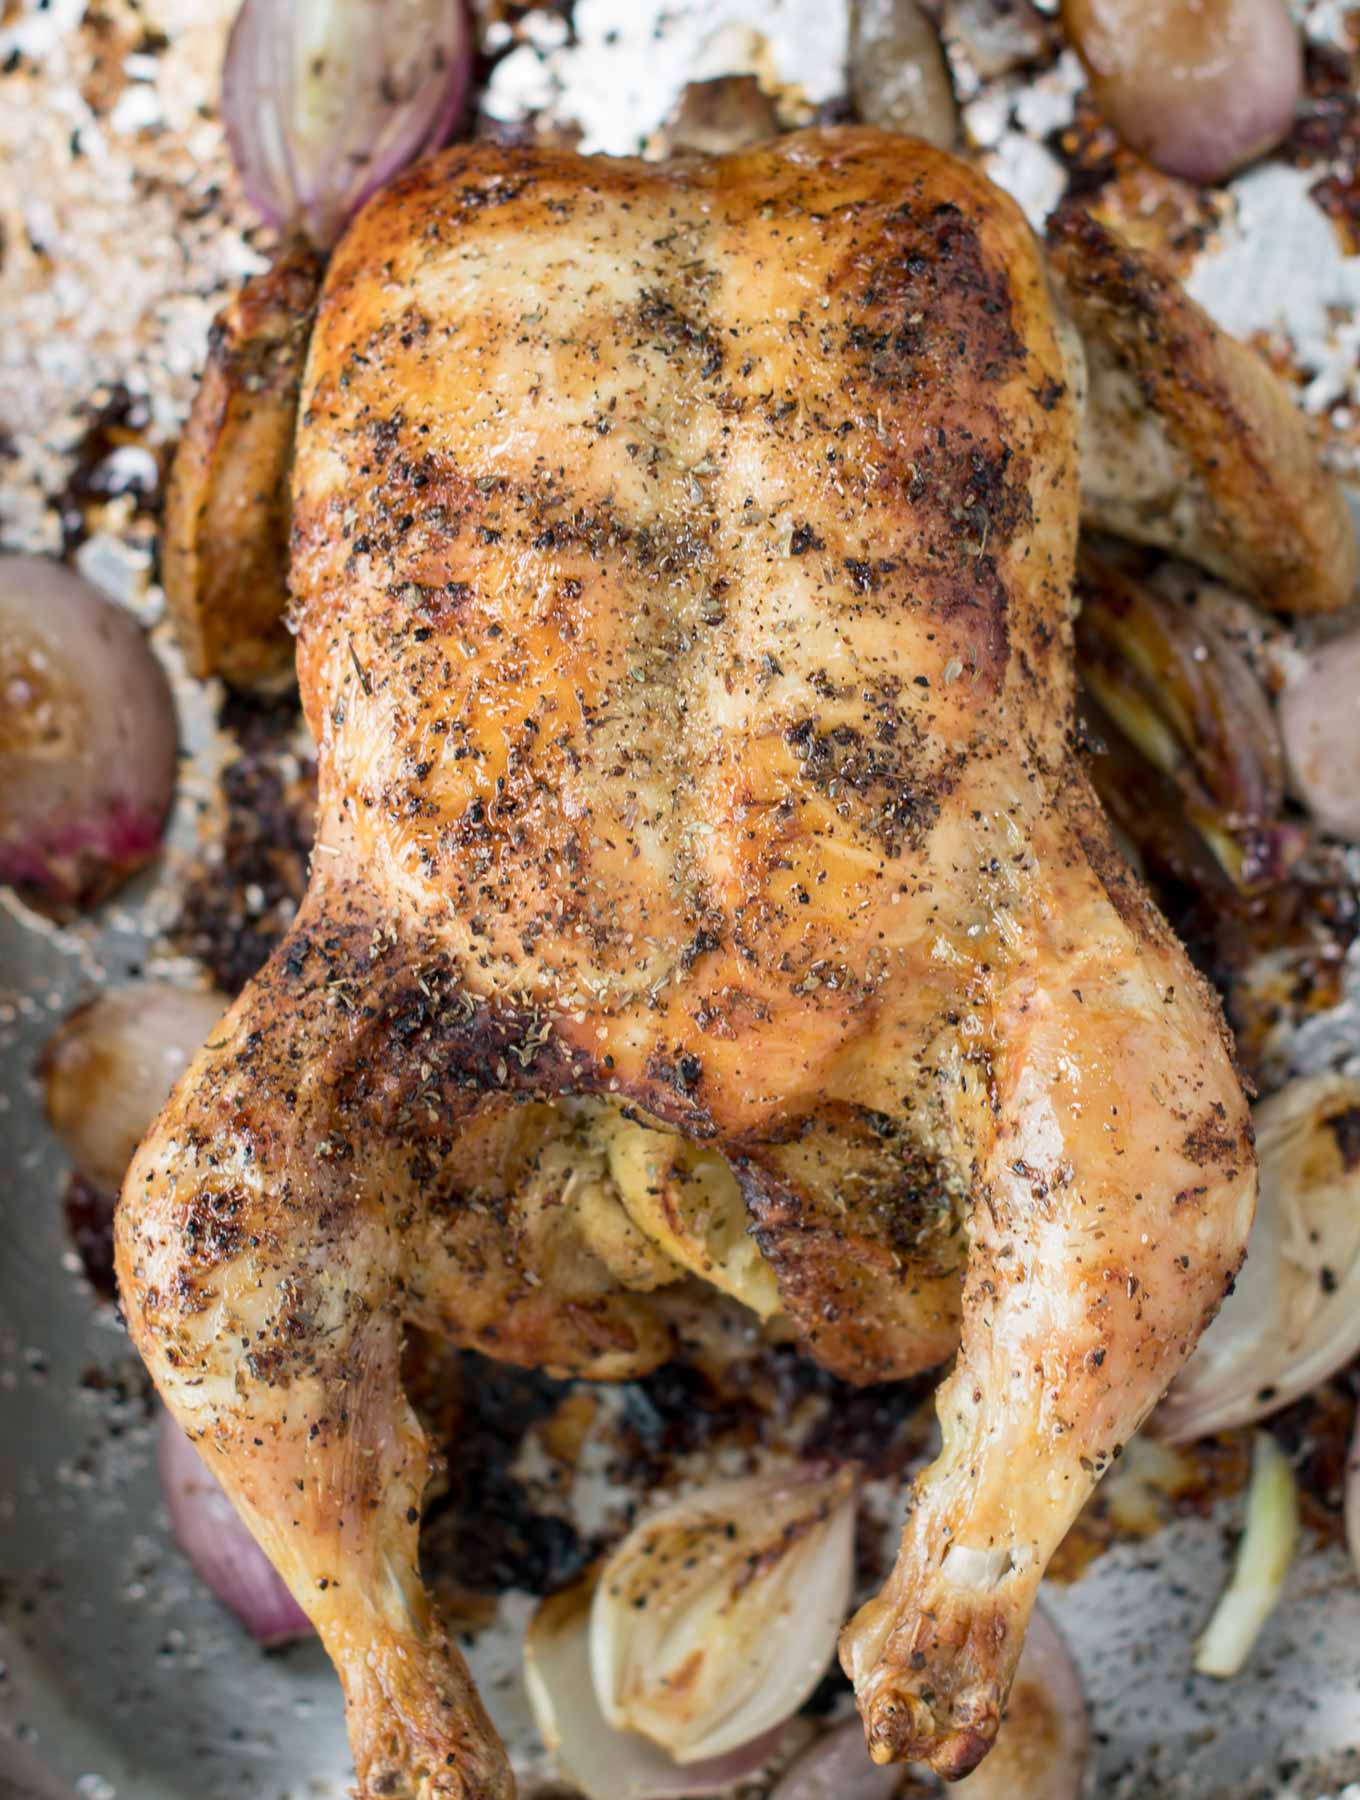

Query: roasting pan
(3, 2), (1360, 1795)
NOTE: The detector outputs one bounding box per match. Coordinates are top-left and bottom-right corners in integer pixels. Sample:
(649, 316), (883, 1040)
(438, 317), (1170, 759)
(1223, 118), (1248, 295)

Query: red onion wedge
(42, 984), (226, 1197)
(158, 1414), (313, 1647)
(0, 556), (176, 915)
(1158, 1074), (1360, 1444)
(1060, 0), (1302, 186)
(222, 0), (473, 250)
(771, 1602), (1089, 1799)
(1278, 628), (1360, 844)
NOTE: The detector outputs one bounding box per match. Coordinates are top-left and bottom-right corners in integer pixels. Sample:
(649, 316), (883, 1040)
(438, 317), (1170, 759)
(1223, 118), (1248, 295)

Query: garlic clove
(591, 1464), (857, 1764)
(1158, 1074), (1360, 1443)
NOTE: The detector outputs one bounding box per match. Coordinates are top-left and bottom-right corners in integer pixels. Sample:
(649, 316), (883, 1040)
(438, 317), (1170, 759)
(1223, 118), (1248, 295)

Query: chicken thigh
(118, 130), (1259, 1796)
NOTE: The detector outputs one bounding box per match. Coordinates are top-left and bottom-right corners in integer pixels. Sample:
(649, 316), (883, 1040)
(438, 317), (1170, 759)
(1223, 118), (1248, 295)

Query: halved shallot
(0, 556), (176, 914)
(525, 1464), (857, 1797)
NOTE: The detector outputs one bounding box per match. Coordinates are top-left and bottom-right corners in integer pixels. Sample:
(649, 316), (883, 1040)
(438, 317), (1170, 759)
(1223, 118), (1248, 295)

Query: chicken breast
(118, 130), (1256, 1796)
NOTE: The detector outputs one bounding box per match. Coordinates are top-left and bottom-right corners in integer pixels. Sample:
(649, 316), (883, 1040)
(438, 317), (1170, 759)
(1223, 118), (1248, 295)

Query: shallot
(1278, 628), (1360, 844)
(222, 0), (473, 249)
(1061, 0), (1302, 186)
(42, 984), (226, 1196)
(0, 556), (176, 914)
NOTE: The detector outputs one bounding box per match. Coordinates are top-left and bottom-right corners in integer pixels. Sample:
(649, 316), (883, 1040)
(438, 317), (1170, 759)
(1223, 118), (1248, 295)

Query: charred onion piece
(849, 0), (959, 148)
(1076, 553), (1294, 890)
(0, 556), (176, 914)
(1060, 0), (1302, 185)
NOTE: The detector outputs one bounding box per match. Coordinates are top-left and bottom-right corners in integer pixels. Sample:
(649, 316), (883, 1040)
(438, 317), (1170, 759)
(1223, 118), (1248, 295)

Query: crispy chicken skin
(118, 130), (1257, 1794)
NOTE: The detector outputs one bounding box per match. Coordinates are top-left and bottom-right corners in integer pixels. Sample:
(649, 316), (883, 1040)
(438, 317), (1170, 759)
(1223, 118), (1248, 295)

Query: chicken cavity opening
(505, 1097), (783, 1322)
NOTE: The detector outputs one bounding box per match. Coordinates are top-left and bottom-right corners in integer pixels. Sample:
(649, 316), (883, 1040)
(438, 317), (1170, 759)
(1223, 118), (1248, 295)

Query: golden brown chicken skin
(118, 130), (1256, 1796)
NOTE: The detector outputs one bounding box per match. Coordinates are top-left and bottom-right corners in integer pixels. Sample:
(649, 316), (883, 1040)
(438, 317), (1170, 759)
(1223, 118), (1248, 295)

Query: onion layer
(1158, 1074), (1360, 1443)
(1060, 0), (1302, 186)
(526, 1464), (856, 1797)
(591, 1465), (857, 1763)
(42, 984), (226, 1196)
(1194, 1432), (1298, 1679)
(222, 0), (473, 249)
(770, 1601), (1089, 1799)
(0, 556), (176, 914)
(158, 1414), (312, 1646)
(525, 1573), (788, 1800)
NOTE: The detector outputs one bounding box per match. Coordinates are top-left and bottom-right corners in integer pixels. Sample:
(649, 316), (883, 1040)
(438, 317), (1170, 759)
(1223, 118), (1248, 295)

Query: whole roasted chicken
(118, 128), (1354, 1797)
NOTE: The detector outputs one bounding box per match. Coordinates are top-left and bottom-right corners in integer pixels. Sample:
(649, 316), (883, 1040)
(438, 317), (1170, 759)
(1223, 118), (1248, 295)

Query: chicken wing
(118, 130), (1257, 1795)
(162, 240), (322, 690)
(1051, 206), (1357, 615)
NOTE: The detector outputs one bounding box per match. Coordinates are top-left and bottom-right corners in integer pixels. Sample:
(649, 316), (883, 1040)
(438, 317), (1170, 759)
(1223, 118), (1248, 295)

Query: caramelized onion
(1076, 553), (1293, 890)
(525, 1572), (788, 1800)
(222, 0), (473, 249)
(42, 984), (226, 1196)
(1060, 0), (1302, 185)
(0, 556), (176, 914)
(591, 1466), (857, 1763)
(526, 1465), (856, 1797)
(159, 1414), (312, 1646)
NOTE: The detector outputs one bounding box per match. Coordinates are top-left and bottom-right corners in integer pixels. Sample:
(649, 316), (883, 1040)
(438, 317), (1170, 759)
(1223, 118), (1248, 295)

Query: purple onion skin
(222, 0), (474, 250)
(158, 1414), (313, 1647)
(0, 556), (177, 915)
